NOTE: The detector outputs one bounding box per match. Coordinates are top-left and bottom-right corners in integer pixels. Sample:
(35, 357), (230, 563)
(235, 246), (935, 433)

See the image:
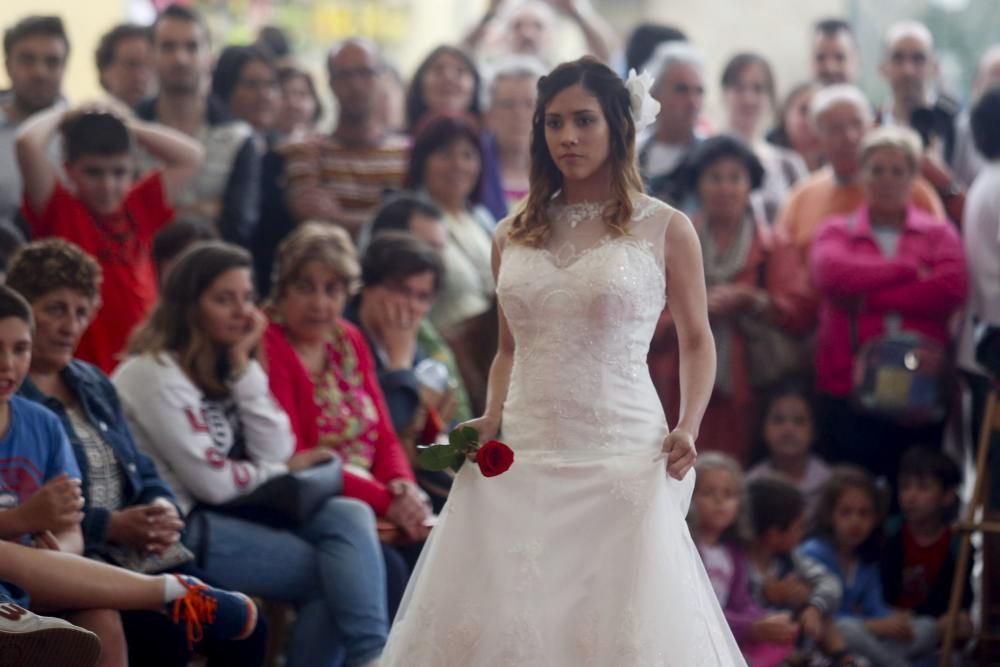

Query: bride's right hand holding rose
(457, 413), (501, 444)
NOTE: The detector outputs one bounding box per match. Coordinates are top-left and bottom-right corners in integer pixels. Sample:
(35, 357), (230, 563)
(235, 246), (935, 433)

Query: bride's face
(543, 83), (611, 184)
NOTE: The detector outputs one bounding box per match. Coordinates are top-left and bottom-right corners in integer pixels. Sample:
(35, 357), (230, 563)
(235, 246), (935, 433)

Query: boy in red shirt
(880, 446), (973, 637)
(16, 102), (202, 372)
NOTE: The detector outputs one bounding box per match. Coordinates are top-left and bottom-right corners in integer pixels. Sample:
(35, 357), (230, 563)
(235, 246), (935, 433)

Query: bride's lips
(0, 377), (17, 397)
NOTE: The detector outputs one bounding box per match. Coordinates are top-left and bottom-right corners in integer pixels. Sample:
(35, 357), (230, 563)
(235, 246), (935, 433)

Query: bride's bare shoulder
(493, 215), (516, 254)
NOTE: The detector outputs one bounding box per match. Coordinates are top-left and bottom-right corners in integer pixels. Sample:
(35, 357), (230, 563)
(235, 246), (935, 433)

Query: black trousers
(817, 394), (945, 506)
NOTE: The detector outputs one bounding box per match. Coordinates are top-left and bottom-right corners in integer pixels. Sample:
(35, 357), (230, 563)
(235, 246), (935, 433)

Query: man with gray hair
(879, 22), (943, 127)
(640, 41), (707, 210)
(777, 84), (944, 256)
(483, 55), (546, 208)
(878, 20), (964, 220)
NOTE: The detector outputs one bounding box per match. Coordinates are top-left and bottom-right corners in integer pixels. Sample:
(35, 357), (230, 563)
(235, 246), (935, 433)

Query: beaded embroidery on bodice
(497, 194), (674, 452)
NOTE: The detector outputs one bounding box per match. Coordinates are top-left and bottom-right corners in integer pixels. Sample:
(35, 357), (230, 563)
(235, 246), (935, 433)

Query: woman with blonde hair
(262, 224), (431, 546)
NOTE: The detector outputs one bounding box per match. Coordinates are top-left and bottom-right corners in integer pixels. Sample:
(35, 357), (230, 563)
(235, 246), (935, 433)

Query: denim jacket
(18, 359), (178, 549)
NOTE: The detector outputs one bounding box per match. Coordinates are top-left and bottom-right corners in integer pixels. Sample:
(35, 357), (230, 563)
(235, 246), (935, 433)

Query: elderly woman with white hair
(810, 125), (966, 491)
(777, 83), (945, 256)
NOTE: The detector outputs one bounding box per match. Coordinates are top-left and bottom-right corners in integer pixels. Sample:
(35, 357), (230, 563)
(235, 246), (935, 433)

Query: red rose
(475, 440), (514, 477)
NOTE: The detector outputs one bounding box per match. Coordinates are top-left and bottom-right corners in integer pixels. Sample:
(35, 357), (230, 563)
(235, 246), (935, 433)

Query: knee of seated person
(833, 616), (866, 637)
(68, 608), (126, 654)
(315, 496), (378, 529)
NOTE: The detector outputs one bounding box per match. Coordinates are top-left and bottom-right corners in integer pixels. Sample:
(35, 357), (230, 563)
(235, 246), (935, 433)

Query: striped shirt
(283, 134), (410, 235)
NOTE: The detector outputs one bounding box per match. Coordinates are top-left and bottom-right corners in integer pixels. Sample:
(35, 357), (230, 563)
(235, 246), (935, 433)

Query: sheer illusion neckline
(549, 199), (611, 229)
(534, 234), (659, 272)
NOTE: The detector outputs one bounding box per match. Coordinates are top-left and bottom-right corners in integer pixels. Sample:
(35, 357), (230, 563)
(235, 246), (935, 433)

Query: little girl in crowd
(800, 466), (940, 667)
(690, 452), (799, 666)
(746, 380), (831, 518)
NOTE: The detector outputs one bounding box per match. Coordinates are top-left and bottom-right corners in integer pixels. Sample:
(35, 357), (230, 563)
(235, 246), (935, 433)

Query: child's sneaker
(166, 575), (258, 648)
(0, 601), (101, 667)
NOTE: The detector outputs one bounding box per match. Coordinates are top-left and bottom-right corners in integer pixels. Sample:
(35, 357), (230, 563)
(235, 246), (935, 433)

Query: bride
(381, 57), (746, 666)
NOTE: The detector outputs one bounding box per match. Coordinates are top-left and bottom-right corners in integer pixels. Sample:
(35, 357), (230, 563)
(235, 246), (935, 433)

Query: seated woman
(262, 224), (433, 542)
(404, 113), (498, 410)
(405, 113), (496, 333)
(112, 242), (388, 667)
(811, 125), (967, 487)
(10, 239), (267, 667)
(405, 45), (506, 221)
(649, 135), (813, 465)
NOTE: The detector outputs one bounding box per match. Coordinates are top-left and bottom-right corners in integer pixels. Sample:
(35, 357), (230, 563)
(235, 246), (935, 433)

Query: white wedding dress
(381, 194), (746, 666)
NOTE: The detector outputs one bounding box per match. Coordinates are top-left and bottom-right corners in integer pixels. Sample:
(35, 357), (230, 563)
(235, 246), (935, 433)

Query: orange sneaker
(166, 575), (258, 649)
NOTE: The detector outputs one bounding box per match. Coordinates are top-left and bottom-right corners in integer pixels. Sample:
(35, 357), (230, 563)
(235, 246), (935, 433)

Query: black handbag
(214, 458), (344, 527)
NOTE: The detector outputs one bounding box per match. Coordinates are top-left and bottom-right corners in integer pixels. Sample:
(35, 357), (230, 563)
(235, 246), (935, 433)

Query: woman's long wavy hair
(508, 56), (644, 247)
(128, 242), (253, 398)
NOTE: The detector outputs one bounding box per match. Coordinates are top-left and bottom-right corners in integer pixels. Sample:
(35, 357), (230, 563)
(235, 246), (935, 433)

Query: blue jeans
(0, 581), (29, 607)
(836, 616), (940, 667)
(184, 497), (388, 667)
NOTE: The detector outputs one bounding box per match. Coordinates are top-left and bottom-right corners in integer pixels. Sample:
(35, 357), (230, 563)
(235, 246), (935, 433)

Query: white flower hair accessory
(625, 68), (660, 136)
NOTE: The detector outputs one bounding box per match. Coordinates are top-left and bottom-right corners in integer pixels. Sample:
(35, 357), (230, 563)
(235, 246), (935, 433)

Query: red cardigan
(810, 205), (967, 397)
(263, 319), (415, 515)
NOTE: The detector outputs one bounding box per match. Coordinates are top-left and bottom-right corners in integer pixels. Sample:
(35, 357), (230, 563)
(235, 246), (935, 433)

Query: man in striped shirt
(282, 39), (409, 240)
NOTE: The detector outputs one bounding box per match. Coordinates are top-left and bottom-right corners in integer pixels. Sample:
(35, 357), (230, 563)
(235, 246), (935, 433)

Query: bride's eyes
(545, 118), (562, 129)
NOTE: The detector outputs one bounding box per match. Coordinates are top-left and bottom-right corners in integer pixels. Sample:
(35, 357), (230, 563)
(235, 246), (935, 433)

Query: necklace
(555, 200), (605, 229)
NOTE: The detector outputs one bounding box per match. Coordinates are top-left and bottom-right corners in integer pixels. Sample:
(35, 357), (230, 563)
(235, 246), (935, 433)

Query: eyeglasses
(329, 66), (380, 81)
(890, 51), (929, 66)
(670, 83), (705, 96)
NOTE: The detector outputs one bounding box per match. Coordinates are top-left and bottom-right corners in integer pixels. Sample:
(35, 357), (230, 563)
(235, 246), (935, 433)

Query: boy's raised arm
(15, 105), (66, 215)
(127, 119), (204, 205)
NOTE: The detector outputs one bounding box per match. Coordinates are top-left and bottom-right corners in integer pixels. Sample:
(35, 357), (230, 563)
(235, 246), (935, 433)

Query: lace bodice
(497, 194), (676, 452)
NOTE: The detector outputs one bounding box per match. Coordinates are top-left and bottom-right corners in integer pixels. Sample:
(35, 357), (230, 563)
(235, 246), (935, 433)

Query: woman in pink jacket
(810, 126), (966, 486)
